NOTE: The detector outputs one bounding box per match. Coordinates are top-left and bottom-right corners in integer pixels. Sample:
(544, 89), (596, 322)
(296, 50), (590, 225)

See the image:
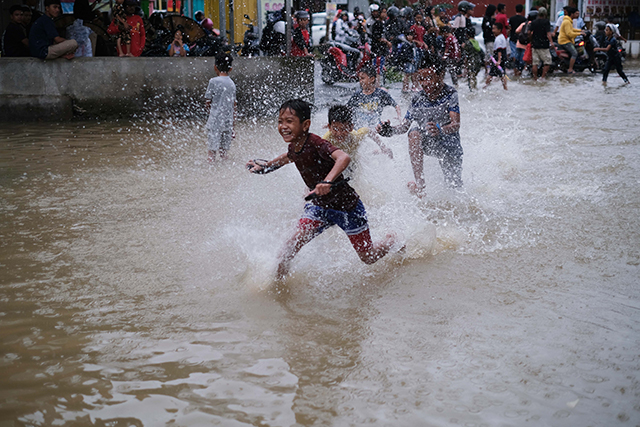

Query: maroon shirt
(287, 133), (359, 211)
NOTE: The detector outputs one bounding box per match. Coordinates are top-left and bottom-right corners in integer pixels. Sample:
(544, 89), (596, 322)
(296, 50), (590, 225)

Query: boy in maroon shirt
(247, 99), (397, 281)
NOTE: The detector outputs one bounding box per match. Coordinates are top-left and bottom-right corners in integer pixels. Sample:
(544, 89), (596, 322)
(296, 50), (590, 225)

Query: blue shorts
(301, 199), (369, 236)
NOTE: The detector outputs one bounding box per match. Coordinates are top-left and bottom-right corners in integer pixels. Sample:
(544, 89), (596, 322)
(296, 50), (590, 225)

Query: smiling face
(358, 71), (376, 92)
(492, 24), (501, 36)
(278, 108), (310, 145)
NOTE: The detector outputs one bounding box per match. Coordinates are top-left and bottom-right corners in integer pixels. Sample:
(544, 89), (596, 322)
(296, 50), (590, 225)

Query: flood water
(1, 66), (640, 426)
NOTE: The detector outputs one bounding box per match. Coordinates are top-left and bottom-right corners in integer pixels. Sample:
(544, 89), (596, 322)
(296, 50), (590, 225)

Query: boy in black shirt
(3, 5), (29, 57)
(594, 24), (630, 86)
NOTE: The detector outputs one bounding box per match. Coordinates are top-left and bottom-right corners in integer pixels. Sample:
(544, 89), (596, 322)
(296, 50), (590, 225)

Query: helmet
(594, 20), (606, 30)
(202, 18), (213, 31)
(457, 1), (475, 12)
(387, 6), (399, 17)
(527, 10), (538, 20)
(369, 4), (379, 12)
(273, 20), (286, 34)
(400, 7), (413, 18)
(294, 10), (309, 19)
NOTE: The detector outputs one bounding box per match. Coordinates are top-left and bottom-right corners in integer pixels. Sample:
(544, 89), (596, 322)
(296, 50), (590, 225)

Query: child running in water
(347, 66), (402, 129)
(323, 105), (393, 178)
(377, 53), (463, 193)
(247, 99), (397, 281)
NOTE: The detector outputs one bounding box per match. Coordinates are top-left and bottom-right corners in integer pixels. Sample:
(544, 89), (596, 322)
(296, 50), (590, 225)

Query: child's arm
(376, 118), (411, 136)
(395, 105), (402, 122)
(246, 153), (291, 174)
(594, 43), (612, 52)
(368, 129), (393, 158)
(310, 150), (351, 197)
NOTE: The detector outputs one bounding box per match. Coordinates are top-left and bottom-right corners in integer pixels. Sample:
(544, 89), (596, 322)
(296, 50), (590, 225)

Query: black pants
(602, 56), (628, 83)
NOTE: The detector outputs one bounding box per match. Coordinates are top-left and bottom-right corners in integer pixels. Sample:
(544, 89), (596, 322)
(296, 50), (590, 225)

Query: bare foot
(119, 53), (126, 57)
(63, 53), (75, 60)
(407, 181), (424, 197)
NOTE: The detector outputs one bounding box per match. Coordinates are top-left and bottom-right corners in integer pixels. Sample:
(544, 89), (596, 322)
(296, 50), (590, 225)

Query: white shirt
(205, 76), (236, 131)
(494, 33), (507, 50)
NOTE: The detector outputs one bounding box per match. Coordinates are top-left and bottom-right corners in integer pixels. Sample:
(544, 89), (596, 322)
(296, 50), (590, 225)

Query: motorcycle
(240, 14), (260, 57)
(551, 30), (599, 73)
(320, 41), (372, 85)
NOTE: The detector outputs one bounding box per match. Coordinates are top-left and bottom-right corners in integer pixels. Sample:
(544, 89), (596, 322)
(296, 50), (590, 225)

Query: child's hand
(407, 181), (425, 197)
(311, 182), (332, 197)
(246, 160), (263, 173)
(426, 122), (440, 137)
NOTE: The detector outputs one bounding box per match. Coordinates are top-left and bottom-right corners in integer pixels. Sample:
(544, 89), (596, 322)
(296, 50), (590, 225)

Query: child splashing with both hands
(246, 99), (399, 283)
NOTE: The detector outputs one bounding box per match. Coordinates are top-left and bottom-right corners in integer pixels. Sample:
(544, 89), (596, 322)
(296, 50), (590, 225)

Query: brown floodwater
(1, 69), (640, 426)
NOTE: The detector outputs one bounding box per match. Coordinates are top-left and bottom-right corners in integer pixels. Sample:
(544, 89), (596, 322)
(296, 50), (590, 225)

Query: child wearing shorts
(246, 99), (397, 282)
(377, 52), (463, 193)
(204, 52), (236, 162)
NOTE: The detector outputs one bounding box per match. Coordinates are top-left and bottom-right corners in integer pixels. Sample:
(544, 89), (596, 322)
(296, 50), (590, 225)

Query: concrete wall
(0, 56), (314, 121)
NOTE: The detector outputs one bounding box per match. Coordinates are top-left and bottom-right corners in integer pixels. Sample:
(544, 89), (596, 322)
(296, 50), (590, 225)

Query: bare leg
(276, 220), (321, 280)
(117, 38), (124, 57)
(349, 229), (396, 265)
(207, 150), (216, 163)
(532, 64), (539, 81)
(502, 75), (508, 90)
(541, 64), (550, 79)
(125, 43), (133, 57)
(219, 148), (228, 160)
(568, 56), (576, 73)
(407, 130), (425, 196)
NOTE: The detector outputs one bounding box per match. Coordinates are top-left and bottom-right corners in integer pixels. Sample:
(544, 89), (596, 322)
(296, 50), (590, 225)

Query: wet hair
(417, 51), (446, 74)
(484, 4), (496, 18)
(215, 52), (233, 72)
(358, 65), (377, 78)
(441, 25), (452, 34)
(279, 99), (312, 123)
(493, 22), (503, 31)
(515, 4), (524, 13)
(10, 4), (23, 14)
(497, 3), (506, 12)
(328, 105), (353, 125)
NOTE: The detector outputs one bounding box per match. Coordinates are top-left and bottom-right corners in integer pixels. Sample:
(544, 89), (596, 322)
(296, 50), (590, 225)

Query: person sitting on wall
(29, 0), (78, 60)
(3, 5), (30, 57)
(107, 0), (146, 57)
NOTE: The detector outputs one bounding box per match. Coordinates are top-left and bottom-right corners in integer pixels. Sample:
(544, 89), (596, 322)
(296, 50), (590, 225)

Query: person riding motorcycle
(557, 6), (585, 73)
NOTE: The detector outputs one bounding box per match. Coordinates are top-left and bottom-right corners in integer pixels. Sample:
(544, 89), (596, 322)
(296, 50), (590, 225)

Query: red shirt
(291, 26), (310, 57)
(287, 133), (359, 211)
(444, 34), (460, 59)
(495, 13), (509, 38)
(108, 14), (146, 57)
(410, 24), (426, 43)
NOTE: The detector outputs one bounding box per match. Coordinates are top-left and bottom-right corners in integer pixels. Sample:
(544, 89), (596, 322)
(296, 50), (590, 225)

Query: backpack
(518, 22), (531, 45)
